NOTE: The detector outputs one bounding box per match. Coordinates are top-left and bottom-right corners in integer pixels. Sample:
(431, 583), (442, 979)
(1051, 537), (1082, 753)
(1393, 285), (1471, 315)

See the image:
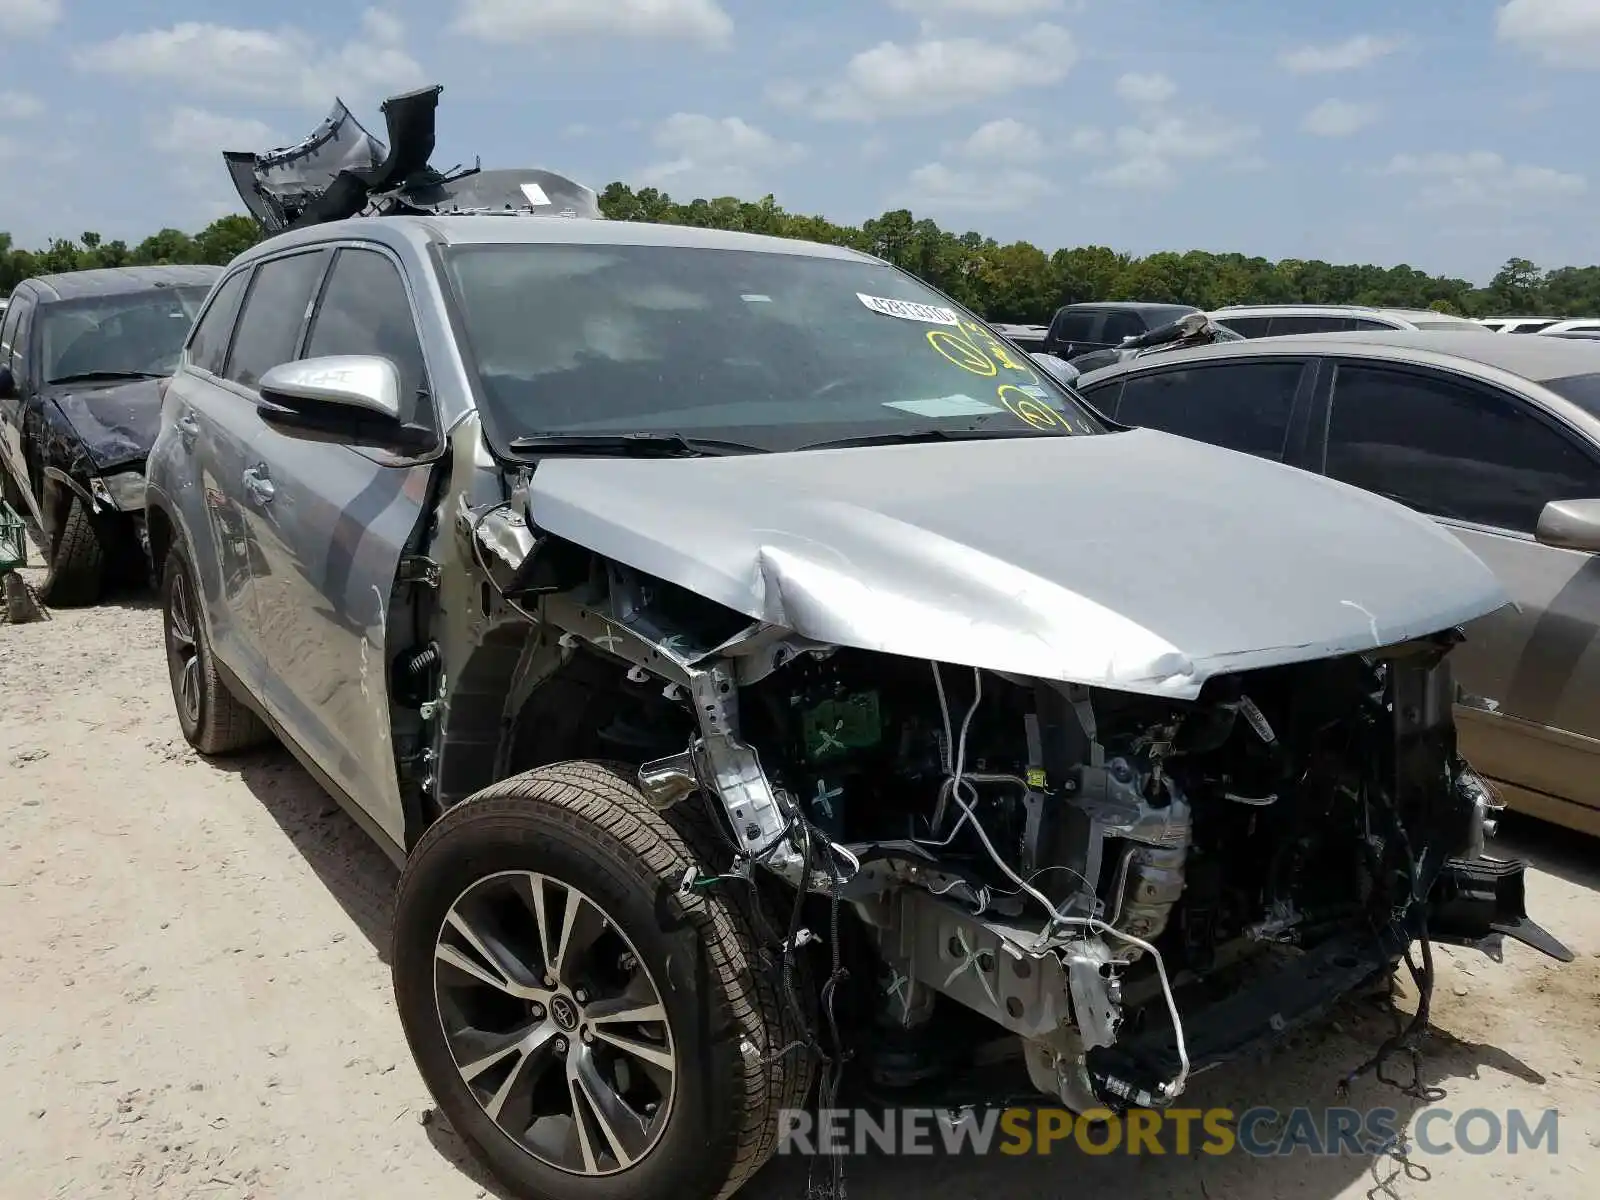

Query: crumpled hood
(46, 378), (163, 472)
(526, 428), (1511, 699)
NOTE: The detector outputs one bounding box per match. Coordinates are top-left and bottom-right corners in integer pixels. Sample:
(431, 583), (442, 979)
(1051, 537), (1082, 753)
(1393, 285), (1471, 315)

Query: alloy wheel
(165, 569), (201, 724)
(432, 870), (677, 1177)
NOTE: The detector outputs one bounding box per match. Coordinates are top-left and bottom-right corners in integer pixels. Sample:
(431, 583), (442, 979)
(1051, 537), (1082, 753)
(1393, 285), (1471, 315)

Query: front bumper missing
(1082, 855), (1568, 1110)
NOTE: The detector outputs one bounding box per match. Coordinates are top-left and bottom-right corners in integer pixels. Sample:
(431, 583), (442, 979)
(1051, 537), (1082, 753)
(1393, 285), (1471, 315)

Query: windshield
(442, 243), (1101, 453)
(39, 287), (211, 383)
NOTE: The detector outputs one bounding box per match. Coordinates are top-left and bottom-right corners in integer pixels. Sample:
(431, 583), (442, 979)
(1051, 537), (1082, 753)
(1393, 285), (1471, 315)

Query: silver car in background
(1076, 330), (1600, 837)
(1210, 304), (1485, 337)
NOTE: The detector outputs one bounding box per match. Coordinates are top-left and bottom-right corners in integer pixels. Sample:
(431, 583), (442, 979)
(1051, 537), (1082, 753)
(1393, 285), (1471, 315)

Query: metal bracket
(399, 555), (441, 588)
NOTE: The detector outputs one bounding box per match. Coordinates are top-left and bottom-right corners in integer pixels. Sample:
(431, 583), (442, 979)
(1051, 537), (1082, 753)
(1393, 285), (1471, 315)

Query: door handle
(242, 465), (275, 504)
(175, 413), (200, 444)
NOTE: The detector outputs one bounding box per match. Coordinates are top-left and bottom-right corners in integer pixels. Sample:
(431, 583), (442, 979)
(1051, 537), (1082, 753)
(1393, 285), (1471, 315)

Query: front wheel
(38, 489), (106, 607)
(392, 761), (810, 1200)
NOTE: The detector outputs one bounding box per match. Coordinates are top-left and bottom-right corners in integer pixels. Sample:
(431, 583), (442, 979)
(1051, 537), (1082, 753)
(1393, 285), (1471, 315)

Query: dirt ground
(2, 558), (1597, 1200)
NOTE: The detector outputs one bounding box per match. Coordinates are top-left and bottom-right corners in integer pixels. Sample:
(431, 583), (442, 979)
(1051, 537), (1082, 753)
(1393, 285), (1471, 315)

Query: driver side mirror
(0, 366), (15, 400)
(1028, 351), (1080, 388)
(257, 355), (432, 451)
(1534, 499), (1600, 553)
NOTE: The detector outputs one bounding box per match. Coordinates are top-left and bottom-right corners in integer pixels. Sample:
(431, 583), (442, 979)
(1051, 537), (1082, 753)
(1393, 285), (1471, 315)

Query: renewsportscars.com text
(777, 1106), (1561, 1158)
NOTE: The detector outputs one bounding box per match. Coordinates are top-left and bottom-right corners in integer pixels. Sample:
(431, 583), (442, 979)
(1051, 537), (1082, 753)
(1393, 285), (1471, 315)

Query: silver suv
(144, 92), (1568, 1200)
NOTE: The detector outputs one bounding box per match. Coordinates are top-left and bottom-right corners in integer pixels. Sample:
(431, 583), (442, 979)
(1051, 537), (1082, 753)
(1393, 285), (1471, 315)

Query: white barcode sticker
(856, 293), (960, 326)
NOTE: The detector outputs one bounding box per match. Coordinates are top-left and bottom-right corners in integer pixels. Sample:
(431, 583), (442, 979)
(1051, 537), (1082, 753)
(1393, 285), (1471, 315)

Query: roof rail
(223, 84), (602, 234)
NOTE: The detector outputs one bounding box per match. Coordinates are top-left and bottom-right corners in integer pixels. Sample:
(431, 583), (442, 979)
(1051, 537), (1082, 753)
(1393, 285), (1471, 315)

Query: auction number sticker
(857, 293), (961, 326)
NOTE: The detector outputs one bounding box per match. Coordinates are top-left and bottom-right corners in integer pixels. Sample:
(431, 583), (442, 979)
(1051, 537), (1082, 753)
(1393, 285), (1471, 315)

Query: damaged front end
(420, 456), (1570, 1122)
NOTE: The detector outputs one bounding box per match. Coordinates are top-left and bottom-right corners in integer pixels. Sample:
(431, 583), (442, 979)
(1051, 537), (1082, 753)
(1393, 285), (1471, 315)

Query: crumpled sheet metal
(47, 377), (163, 473)
(525, 429), (1511, 700)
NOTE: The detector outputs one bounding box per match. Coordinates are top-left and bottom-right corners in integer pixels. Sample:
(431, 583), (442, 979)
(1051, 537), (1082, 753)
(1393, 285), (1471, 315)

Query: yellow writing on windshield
(927, 328), (998, 377)
(997, 384), (1072, 431)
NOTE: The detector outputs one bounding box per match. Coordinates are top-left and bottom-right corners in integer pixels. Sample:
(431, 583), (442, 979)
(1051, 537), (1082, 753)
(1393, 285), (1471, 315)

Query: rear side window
(226, 250), (331, 389)
(1325, 364), (1600, 533)
(1215, 316), (1273, 338)
(0, 294), (23, 369)
(1101, 311), (1147, 343)
(1269, 315), (1356, 335)
(1114, 360), (1305, 461)
(186, 269), (250, 377)
(303, 248), (429, 420)
(5, 296), (35, 385)
(1050, 309), (1099, 344)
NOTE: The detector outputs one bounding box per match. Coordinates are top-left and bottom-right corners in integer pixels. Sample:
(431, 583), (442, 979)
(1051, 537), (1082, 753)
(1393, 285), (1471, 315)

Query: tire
(161, 545), (269, 755)
(38, 489), (105, 607)
(393, 760), (814, 1200)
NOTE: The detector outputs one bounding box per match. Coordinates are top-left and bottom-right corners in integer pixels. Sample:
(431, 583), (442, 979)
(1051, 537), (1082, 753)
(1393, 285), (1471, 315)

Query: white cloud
(888, 0), (1063, 12)
(1302, 98), (1381, 137)
(638, 113), (804, 196)
(454, 0), (732, 45)
(906, 161), (1053, 211)
(1090, 156), (1174, 190)
(770, 23), (1077, 119)
(1091, 113), (1258, 190)
(1497, 0), (1600, 68)
(1384, 150), (1587, 207)
(149, 107), (279, 156)
(1280, 33), (1402, 74)
(0, 90), (42, 119)
(944, 118), (1045, 159)
(1114, 71), (1176, 107)
(74, 10), (425, 109)
(1066, 127), (1107, 154)
(0, 0), (60, 36)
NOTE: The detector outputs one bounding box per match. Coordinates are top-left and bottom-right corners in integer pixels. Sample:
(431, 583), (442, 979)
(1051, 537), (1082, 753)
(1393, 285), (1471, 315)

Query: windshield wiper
(48, 370), (163, 384)
(506, 432), (764, 458)
(793, 427), (1069, 452)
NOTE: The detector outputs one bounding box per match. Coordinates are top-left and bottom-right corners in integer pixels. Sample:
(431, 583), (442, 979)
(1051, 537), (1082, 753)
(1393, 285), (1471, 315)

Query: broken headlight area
(90, 469), (146, 512)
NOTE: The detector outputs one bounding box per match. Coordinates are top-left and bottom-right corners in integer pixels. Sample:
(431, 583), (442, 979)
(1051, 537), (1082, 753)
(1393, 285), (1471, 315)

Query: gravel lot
(2, 558), (1596, 1200)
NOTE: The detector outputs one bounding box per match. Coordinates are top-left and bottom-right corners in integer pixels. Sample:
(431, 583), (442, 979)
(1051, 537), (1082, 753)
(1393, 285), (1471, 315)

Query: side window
(1101, 312), (1146, 343)
(1216, 316), (1273, 338)
(1077, 379), (1123, 416)
(1114, 360), (1305, 461)
(303, 248), (429, 420)
(1324, 364), (1600, 533)
(6, 296), (35, 384)
(186, 269), (251, 377)
(1346, 318), (1395, 331)
(226, 250), (331, 389)
(1268, 315), (1353, 335)
(0, 297), (21, 369)
(1050, 310), (1099, 345)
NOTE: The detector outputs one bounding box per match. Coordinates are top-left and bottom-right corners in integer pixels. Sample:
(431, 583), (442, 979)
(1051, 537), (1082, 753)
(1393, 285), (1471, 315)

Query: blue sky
(0, 0), (1595, 282)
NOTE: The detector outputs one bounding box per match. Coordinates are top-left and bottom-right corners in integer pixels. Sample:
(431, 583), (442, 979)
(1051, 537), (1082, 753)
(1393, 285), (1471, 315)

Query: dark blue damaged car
(0, 264), (219, 604)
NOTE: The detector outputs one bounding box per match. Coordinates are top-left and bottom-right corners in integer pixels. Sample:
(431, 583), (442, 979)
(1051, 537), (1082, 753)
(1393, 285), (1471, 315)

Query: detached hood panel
(47, 378), (164, 472)
(526, 429), (1511, 699)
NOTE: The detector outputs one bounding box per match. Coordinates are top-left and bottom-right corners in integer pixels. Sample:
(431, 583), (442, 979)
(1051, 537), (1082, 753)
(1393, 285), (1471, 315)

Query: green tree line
(4, 184), (1596, 323)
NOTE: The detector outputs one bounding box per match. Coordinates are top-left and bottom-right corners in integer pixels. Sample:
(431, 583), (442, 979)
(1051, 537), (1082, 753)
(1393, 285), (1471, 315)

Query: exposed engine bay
(437, 513), (1570, 1118)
